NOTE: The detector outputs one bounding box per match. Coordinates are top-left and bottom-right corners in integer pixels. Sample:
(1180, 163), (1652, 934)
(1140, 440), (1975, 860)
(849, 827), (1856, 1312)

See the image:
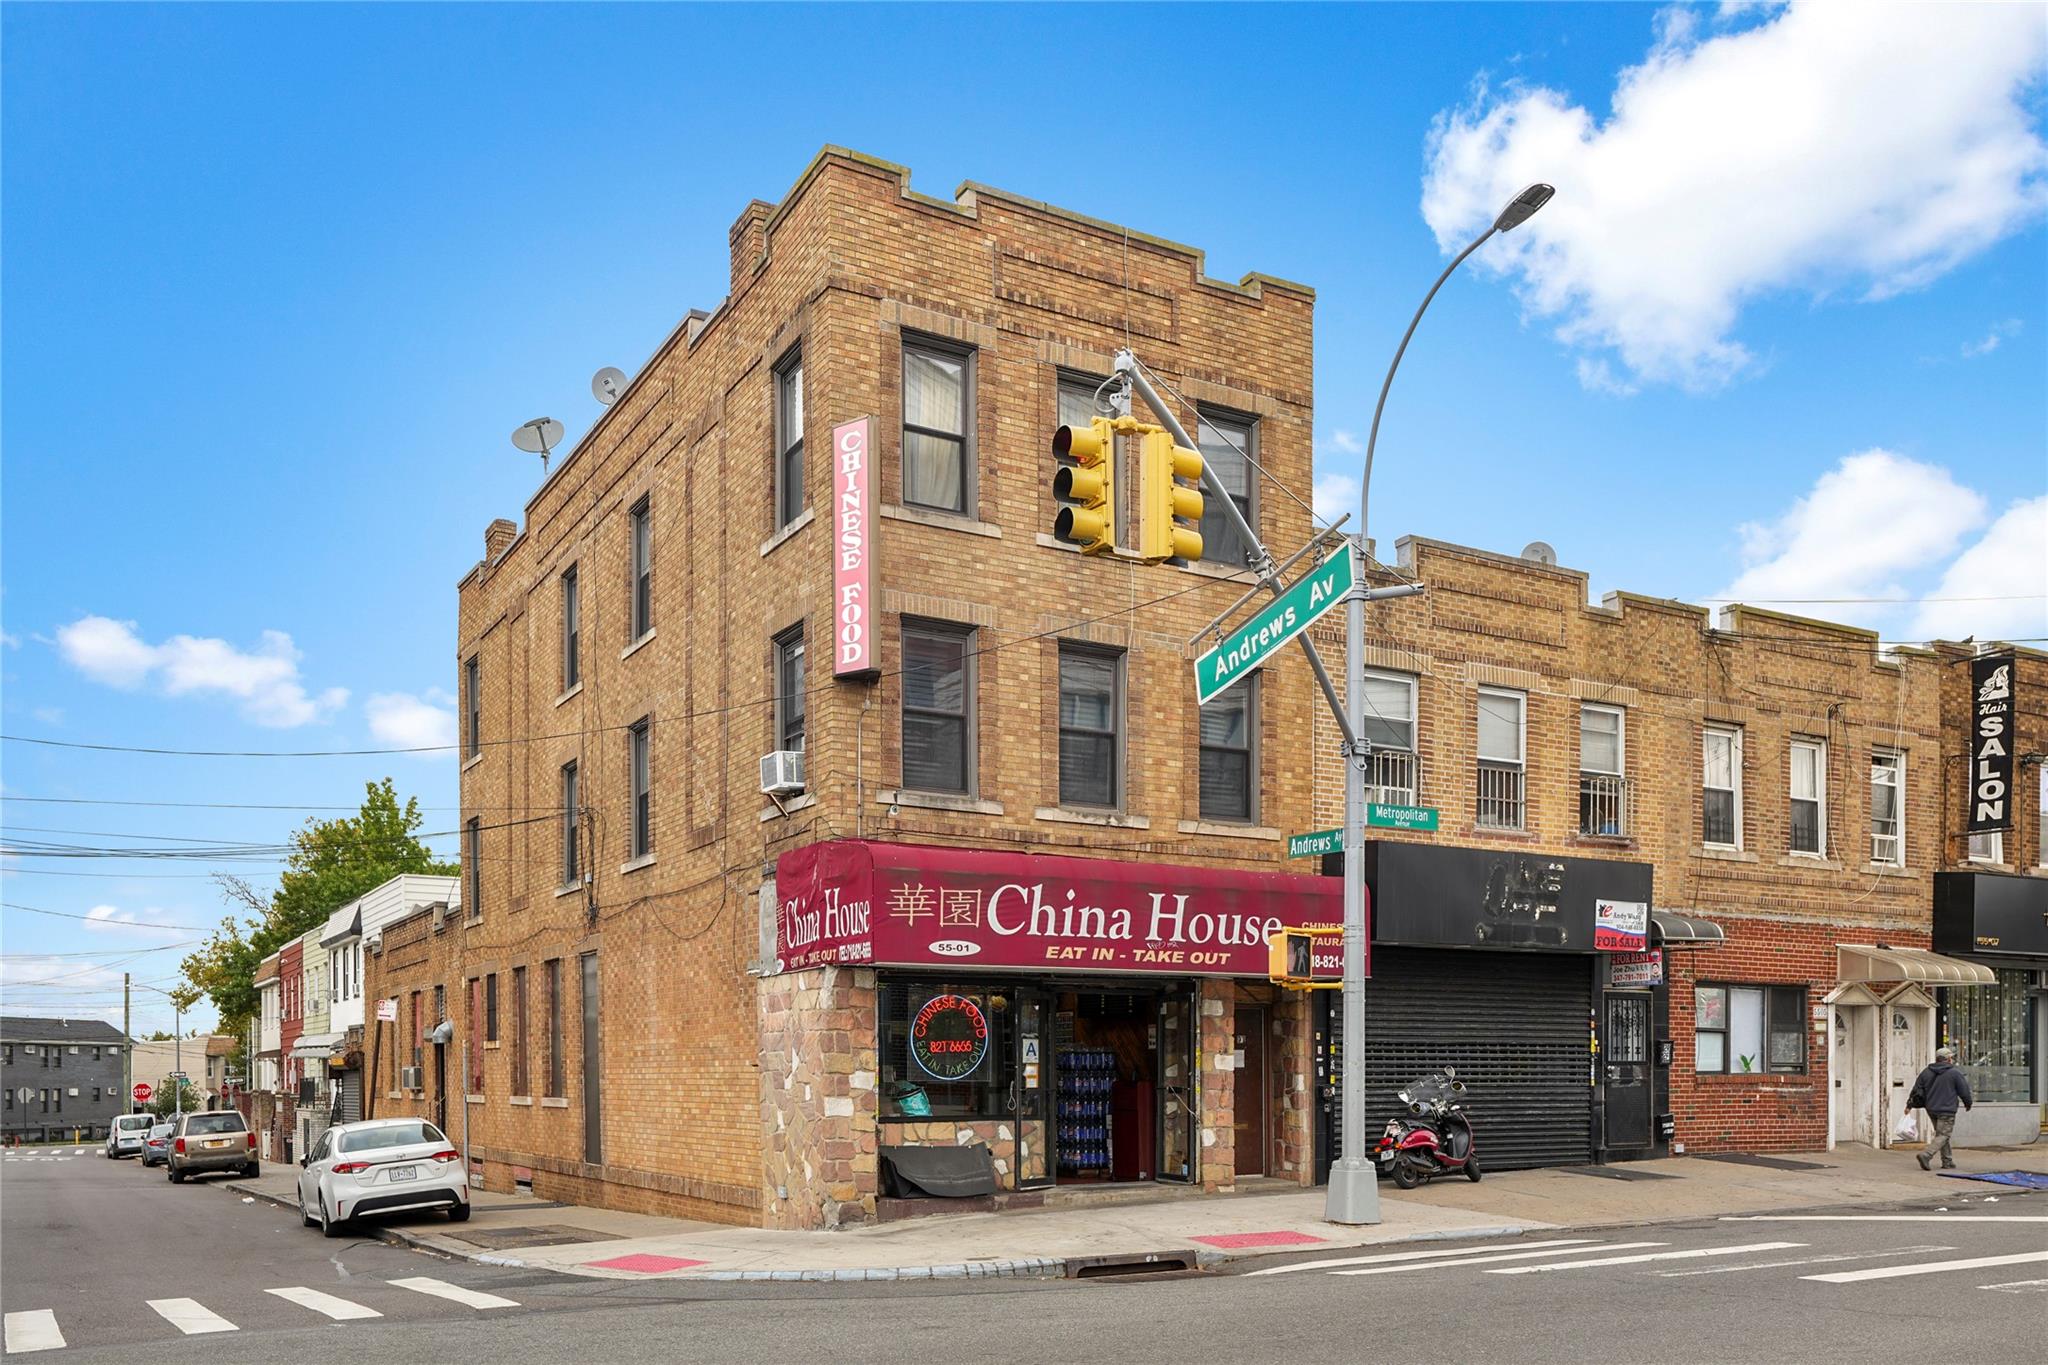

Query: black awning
(1651, 910), (1725, 948)
(880, 1143), (998, 1199)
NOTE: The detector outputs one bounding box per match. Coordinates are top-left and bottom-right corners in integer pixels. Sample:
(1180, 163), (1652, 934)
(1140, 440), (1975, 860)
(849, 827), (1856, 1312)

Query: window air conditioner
(400, 1065), (423, 1090)
(760, 750), (805, 796)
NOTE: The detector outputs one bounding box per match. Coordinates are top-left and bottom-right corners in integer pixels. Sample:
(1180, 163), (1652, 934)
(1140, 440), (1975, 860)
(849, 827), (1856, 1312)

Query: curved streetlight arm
(1358, 223), (1496, 558)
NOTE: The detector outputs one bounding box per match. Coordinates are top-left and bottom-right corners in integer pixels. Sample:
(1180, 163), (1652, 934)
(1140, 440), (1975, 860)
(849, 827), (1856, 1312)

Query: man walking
(1909, 1045), (1973, 1171)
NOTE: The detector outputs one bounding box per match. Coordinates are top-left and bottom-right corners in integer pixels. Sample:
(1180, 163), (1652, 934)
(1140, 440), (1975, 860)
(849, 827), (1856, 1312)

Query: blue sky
(4, 3), (2044, 1033)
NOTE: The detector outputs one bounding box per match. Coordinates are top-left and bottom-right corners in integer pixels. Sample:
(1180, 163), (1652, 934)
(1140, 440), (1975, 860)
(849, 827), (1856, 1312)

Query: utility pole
(1324, 182), (1555, 1225)
(123, 973), (132, 1112)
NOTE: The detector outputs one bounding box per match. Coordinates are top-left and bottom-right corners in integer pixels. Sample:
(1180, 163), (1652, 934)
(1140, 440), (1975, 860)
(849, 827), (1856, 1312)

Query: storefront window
(878, 980), (1010, 1120)
(1946, 970), (2035, 1104)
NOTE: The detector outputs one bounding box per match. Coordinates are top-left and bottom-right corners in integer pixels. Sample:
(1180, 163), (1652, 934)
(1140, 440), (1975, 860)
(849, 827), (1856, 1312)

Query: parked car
(104, 1112), (155, 1159)
(139, 1121), (176, 1167)
(167, 1109), (258, 1183)
(296, 1117), (468, 1238)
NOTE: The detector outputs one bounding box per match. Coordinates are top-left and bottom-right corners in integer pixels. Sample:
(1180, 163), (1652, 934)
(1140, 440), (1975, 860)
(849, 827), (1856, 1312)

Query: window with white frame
(1475, 687), (1526, 830)
(1967, 830), (2003, 864)
(1579, 704), (1627, 836)
(1694, 983), (1806, 1074)
(1869, 751), (1903, 866)
(1703, 725), (1743, 848)
(1359, 669), (1418, 804)
(775, 348), (805, 530)
(1790, 738), (1826, 856)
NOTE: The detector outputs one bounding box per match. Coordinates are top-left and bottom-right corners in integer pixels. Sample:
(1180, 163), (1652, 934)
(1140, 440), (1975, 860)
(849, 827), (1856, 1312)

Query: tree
(142, 1030), (176, 1042)
(178, 779), (458, 1037)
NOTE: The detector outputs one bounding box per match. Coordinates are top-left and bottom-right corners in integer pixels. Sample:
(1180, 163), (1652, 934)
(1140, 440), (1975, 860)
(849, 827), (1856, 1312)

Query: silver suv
(167, 1109), (258, 1182)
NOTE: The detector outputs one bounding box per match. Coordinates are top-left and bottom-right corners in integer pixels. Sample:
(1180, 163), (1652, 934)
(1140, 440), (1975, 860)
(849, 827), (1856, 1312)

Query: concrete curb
(214, 1178), (1538, 1282)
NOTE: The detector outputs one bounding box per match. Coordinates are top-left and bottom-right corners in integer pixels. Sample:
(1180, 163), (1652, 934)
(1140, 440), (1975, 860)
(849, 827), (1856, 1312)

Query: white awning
(290, 1032), (345, 1057)
(1837, 944), (1996, 986)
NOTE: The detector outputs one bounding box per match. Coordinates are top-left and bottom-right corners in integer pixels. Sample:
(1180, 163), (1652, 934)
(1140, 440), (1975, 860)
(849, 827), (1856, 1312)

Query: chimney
(729, 200), (774, 292)
(483, 518), (517, 564)
(684, 308), (712, 346)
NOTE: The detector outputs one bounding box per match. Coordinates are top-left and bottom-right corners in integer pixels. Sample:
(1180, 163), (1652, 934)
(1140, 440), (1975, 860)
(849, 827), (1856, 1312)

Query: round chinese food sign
(909, 993), (989, 1082)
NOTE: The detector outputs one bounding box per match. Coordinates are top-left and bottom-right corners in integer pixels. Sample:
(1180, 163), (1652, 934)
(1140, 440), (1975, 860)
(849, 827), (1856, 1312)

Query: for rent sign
(1968, 652), (2016, 836)
(831, 417), (879, 678)
(774, 839), (1343, 977)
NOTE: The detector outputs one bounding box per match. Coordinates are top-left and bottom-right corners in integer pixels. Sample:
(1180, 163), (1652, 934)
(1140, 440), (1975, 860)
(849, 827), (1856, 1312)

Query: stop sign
(132, 1082), (153, 1103)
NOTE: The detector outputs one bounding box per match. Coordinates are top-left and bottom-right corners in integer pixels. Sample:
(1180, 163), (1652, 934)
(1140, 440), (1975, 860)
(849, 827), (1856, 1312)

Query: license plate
(389, 1166), (417, 1182)
(205, 1139), (231, 1149)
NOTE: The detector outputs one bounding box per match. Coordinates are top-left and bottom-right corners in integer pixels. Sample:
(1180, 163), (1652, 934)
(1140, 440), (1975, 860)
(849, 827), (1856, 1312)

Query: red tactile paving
(583, 1253), (709, 1273)
(1187, 1231), (1328, 1249)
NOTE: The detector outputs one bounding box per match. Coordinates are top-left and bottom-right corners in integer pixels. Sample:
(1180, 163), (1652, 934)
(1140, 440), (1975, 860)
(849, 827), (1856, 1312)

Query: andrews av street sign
(1195, 545), (1355, 705)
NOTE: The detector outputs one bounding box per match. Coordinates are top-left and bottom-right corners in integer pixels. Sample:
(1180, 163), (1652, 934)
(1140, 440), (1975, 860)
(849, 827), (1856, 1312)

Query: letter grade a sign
(1194, 545), (1356, 706)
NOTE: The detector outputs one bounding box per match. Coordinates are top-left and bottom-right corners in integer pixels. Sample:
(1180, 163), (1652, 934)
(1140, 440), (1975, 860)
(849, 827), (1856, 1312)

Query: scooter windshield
(1399, 1072), (1461, 1107)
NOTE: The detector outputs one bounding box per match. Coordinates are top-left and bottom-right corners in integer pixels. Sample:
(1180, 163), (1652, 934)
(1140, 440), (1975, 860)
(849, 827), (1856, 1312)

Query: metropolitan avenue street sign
(1195, 544), (1356, 704)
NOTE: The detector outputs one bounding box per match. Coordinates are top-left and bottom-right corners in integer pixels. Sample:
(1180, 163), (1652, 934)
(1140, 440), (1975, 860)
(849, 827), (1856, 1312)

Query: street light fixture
(1327, 182), (1554, 1226)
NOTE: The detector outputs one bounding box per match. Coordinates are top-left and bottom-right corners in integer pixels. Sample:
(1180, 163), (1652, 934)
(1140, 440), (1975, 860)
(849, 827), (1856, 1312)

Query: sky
(3, 2), (2044, 1035)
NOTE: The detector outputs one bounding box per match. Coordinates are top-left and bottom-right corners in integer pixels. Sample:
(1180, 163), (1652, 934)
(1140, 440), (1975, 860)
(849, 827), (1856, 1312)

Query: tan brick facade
(366, 147), (1329, 1228)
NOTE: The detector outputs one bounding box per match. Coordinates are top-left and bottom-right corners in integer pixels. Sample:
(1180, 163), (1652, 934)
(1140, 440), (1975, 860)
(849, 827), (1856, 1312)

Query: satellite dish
(1521, 540), (1558, 566)
(592, 367), (628, 406)
(511, 417), (566, 474)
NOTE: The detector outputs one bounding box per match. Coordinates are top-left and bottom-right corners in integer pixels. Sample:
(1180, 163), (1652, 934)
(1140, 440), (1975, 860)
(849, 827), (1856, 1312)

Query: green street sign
(1194, 545), (1355, 705)
(1288, 828), (1343, 859)
(1366, 803), (1439, 831)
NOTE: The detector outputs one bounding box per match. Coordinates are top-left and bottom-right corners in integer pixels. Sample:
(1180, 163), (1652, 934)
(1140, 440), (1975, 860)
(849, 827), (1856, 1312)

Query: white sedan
(295, 1117), (470, 1238)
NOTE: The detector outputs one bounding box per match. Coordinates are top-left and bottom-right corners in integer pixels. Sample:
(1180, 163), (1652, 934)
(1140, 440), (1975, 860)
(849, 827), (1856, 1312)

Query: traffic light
(1266, 927), (1342, 990)
(1053, 416), (1117, 555)
(1136, 428), (1204, 563)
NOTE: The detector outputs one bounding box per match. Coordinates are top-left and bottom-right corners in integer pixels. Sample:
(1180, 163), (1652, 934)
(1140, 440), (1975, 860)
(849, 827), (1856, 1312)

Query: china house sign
(774, 839), (1344, 977)
(1968, 652), (2016, 836)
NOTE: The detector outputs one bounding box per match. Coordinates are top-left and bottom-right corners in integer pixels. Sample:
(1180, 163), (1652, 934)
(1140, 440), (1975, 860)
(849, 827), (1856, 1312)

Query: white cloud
(0, 632), (19, 649)
(1312, 472), (1360, 524)
(1421, 3), (2048, 389)
(365, 691), (457, 751)
(1716, 450), (1987, 603)
(54, 616), (347, 728)
(1325, 429), (1364, 456)
(1912, 496), (2048, 642)
(1962, 318), (2023, 359)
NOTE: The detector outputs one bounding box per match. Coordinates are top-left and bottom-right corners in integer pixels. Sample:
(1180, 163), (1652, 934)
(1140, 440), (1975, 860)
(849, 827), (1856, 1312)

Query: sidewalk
(211, 1140), (2041, 1283)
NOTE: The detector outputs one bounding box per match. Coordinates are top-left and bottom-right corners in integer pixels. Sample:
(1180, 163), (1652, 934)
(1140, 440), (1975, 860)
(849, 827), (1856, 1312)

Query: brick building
(1304, 538), (2038, 1163)
(367, 146), (1337, 1228)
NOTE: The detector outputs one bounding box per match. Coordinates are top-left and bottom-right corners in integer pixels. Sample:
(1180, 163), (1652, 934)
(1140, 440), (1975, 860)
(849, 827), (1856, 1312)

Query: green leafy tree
(178, 779), (458, 1037)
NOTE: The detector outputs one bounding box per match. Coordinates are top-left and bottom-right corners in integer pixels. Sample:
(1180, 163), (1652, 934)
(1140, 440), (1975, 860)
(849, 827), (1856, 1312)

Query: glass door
(1011, 985), (1054, 1189)
(1156, 985), (1196, 1183)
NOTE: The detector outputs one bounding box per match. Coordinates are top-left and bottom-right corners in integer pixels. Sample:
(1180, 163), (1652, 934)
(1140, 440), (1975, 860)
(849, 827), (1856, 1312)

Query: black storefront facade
(1314, 841), (1666, 1178)
(1932, 870), (2048, 1143)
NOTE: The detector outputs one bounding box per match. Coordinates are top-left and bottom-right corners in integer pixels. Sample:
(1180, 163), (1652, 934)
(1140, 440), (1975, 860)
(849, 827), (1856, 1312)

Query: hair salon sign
(1968, 652), (2016, 836)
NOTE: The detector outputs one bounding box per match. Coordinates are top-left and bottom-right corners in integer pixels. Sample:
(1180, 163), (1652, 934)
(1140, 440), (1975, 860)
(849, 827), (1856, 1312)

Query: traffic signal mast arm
(1113, 349), (1365, 749)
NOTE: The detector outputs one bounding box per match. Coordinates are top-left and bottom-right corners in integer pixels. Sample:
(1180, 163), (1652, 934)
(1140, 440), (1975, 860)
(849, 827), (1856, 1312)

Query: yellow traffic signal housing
(1053, 416), (1117, 555)
(1266, 926), (1343, 990)
(1137, 428), (1204, 563)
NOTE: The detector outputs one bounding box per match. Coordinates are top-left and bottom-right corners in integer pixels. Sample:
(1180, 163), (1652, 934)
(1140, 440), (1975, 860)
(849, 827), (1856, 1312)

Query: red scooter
(1376, 1068), (1483, 1188)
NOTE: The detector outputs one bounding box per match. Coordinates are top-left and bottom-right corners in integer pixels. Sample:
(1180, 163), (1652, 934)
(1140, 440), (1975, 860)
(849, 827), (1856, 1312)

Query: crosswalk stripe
(266, 1286), (383, 1320)
(147, 1298), (238, 1334)
(1245, 1238), (1605, 1277)
(1980, 1278), (2048, 1293)
(388, 1276), (519, 1310)
(1657, 1245), (1954, 1277)
(4, 1310), (66, 1354)
(1723, 1214), (2048, 1223)
(1488, 1241), (1805, 1275)
(1803, 1250), (2048, 1284)
(1333, 1241), (1667, 1278)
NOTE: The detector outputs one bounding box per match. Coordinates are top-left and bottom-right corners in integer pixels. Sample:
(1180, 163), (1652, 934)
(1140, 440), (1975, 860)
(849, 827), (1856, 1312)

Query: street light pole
(1326, 183), (1554, 1225)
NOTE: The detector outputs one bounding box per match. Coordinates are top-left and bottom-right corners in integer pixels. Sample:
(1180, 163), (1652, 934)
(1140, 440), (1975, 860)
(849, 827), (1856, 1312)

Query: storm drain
(441, 1224), (614, 1250)
(1066, 1251), (1198, 1279)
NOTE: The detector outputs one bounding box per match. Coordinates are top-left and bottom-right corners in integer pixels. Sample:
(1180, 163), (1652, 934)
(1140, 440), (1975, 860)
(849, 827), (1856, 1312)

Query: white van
(105, 1112), (155, 1159)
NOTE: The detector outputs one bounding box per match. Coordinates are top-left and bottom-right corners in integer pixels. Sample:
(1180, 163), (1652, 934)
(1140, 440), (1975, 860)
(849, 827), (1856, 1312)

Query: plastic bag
(1894, 1111), (1919, 1142)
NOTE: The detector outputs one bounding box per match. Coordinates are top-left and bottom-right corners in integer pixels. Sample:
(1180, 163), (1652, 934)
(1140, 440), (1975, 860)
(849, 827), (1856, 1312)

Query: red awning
(773, 839), (1346, 979)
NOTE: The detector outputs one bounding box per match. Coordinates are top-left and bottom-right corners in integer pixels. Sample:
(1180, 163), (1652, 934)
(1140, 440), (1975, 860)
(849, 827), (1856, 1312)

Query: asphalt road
(5, 1145), (2044, 1363)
